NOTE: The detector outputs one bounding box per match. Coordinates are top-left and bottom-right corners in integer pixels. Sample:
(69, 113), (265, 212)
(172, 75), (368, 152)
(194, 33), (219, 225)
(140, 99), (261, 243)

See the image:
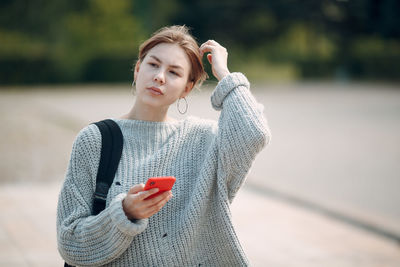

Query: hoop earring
(177, 97), (188, 114)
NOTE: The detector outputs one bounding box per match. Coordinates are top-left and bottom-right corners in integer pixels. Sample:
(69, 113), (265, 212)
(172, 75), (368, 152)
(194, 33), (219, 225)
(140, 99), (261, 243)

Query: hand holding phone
(122, 180), (174, 220)
(144, 176), (176, 200)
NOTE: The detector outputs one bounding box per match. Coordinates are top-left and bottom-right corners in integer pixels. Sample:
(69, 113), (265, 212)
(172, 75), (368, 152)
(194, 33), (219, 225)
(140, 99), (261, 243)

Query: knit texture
(57, 72), (271, 266)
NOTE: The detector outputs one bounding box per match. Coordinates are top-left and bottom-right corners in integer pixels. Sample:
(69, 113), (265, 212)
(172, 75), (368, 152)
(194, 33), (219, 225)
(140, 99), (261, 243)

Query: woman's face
(134, 43), (193, 110)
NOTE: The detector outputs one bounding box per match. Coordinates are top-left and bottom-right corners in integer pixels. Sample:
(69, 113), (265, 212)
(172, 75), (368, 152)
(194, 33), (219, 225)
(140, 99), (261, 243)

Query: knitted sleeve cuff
(211, 72), (250, 110)
(108, 193), (148, 236)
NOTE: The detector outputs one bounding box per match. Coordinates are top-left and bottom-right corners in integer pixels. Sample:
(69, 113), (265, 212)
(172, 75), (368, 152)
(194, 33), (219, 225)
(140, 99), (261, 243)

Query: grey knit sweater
(57, 72), (271, 266)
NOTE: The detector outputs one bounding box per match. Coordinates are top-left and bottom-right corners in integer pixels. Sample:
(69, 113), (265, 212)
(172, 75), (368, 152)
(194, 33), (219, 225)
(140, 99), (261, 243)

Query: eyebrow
(149, 55), (184, 70)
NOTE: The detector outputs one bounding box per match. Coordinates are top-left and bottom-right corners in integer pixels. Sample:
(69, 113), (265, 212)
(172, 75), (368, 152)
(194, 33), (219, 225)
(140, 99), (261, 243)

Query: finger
(128, 183), (145, 195)
(199, 44), (215, 56)
(204, 40), (217, 45)
(145, 190), (172, 206)
(137, 187), (160, 200)
(200, 40), (220, 50)
(199, 43), (215, 50)
(146, 192), (173, 213)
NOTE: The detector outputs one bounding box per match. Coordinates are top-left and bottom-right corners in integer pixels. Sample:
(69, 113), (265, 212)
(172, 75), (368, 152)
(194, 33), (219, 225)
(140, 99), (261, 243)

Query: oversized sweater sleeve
(56, 124), (148, 266)
(211, 72), (271, 201)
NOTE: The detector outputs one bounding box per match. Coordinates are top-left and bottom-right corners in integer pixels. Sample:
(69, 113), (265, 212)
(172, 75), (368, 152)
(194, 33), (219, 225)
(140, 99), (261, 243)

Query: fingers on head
(200, 41), (226, 56)
(200, 44), (213, 55)
(200, 40), (216, 49)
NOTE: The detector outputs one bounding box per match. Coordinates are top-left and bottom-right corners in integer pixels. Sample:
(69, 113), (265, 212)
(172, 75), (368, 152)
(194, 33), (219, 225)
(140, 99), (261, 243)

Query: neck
(121, 101), (172, 122)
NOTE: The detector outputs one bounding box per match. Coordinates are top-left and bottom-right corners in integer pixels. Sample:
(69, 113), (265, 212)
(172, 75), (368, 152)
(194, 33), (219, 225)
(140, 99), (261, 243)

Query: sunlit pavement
(0, 182), (399, 266)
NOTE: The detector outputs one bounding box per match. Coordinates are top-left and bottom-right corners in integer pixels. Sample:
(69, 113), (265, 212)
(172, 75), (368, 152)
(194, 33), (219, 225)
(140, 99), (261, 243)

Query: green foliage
(0, 0), (146, 83)
(53, 0), (144, 80)
(0, 0), (399, 84)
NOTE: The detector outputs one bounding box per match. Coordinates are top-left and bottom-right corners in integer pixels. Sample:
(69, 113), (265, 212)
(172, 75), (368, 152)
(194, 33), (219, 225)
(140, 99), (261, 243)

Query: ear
(181, 81), (194, 98)
(133, 60), (141, 81)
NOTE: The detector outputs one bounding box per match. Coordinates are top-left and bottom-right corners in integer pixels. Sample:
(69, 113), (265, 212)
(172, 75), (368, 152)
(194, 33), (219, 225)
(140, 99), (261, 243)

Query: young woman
(57, 25), (271, 266)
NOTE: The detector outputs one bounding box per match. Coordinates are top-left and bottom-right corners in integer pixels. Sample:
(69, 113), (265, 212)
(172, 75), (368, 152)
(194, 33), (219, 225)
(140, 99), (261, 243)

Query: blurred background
(1, 0), (399, 84)
(0, 0), (400, 266)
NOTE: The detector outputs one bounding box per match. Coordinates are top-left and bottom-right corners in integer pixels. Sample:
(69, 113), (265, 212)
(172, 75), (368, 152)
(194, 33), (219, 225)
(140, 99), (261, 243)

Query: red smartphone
(144, 176), (176, 200)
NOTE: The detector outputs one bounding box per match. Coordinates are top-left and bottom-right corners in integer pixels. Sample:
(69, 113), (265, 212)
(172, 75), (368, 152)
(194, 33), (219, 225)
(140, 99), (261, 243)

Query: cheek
(137, 68), (148, 79)
(135, 69), (152, 87)
(172, 81), (188, 94)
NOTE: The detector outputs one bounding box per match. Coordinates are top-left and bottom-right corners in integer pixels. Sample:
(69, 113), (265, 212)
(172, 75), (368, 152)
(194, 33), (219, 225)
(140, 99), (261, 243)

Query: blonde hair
(137, 25), (208, 88)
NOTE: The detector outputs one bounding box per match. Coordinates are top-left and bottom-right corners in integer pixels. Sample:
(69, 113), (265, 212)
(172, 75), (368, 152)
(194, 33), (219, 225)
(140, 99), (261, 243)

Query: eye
(170, 71), (179, 76)
(149, 63), (158, 67)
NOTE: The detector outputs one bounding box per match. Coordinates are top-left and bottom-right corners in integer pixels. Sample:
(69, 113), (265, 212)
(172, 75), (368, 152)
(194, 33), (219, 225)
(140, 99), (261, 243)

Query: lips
(147, 86), (164, 95)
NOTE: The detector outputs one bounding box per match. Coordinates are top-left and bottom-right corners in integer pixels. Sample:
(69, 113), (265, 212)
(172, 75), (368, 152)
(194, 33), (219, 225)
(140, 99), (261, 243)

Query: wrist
(218, 70), (230, 81)
(122, 198), (134, 221)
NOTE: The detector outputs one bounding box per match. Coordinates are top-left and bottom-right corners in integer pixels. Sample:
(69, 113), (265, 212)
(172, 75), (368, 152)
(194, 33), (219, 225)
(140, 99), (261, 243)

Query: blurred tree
(54, 0), (144, 81)
(0, 0), (74, 83)
(0, 0), (145, 83)
(133, 0), (181, 32)
(172, 0), (399, 81)
(0, 0), (399, 84)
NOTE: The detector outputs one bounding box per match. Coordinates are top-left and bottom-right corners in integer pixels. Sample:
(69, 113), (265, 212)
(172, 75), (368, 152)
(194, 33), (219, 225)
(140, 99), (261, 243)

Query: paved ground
(0, 182), (399, 266)
(1, 83), (400, 266)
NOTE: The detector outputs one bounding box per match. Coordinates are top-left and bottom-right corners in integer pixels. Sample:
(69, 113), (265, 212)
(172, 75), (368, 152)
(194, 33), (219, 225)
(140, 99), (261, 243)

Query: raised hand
(199, 40), (230, 81)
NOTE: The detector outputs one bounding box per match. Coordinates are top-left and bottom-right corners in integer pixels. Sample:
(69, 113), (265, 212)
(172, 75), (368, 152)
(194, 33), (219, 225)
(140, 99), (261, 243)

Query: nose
(154, 69), (165, 84)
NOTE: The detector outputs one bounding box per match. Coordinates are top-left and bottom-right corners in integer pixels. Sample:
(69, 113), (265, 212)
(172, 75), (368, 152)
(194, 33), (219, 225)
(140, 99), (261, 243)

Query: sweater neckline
(113, 117), (188, 125)
(113, 118), (187, 144)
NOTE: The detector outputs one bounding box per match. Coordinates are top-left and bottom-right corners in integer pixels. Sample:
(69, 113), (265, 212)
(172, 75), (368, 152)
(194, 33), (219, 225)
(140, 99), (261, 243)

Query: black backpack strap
(92, 119), (123, 215)
(64, 119), (123, 267)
